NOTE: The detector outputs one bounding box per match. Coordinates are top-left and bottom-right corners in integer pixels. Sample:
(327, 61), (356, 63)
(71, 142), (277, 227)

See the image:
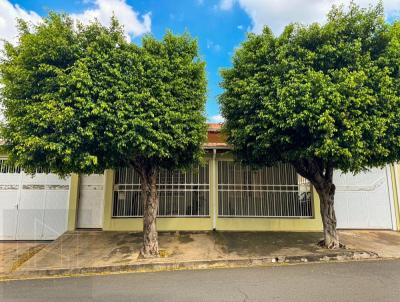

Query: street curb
(2, 250), (379, 280)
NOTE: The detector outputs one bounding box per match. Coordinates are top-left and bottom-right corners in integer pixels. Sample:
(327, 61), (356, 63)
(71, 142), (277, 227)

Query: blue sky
(1, 0), (399, 122)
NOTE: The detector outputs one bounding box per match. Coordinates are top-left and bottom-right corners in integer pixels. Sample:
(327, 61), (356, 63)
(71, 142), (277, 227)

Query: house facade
(1, 123), (400, 240)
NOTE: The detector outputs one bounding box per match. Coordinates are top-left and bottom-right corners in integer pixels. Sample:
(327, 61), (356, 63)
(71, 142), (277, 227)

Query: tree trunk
(138, 166), (159, 258)
(315, 182), (340, 249)
(293, 159), (341, 249)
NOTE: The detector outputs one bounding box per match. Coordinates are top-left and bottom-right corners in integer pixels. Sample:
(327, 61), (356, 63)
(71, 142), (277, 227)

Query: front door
(77, 174), (105, 228)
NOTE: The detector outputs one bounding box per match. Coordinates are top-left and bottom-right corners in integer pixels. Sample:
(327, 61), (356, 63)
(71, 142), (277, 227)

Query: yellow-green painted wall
(104, 218), (213, 232)
(102, 169), (115, 230)
(390, 164), (400, 231)
(67, 174), (80, 231)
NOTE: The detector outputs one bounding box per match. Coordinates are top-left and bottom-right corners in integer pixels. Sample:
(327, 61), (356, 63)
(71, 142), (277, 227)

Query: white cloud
(207, 39), (222, 52)
(219, 0), (400, 34)
(219, 0), (235, 10)
(0, 0), (42, 46)
(208, 114), (225, 123)
(0, 0), (151, 47)
(71, 0), (151, 42)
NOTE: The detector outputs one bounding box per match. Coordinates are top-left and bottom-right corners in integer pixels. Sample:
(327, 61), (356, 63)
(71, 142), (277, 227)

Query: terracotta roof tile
(205, 123), (229, 149)
(207, 123), (223, 132)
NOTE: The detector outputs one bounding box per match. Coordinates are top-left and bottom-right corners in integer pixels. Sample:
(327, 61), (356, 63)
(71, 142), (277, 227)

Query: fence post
(67, 173), (80, 231)
(209, 149), (218, 230)
(102, 169), (115, 230)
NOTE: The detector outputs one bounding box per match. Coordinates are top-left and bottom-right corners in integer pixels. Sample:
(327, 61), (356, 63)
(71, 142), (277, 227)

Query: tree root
(317, 239), (345, 249)
(138, 248), (159, 259)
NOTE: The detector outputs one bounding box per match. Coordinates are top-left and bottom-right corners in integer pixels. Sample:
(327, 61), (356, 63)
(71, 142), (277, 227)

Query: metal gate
(217, 161), (312, 217)
(334, 167), (395, 229)
(0, 159), (70, 240)
(112, 164), (209, 217)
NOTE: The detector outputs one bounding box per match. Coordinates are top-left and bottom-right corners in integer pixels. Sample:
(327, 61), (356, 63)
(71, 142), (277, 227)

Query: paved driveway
(1, 260), (400, 301)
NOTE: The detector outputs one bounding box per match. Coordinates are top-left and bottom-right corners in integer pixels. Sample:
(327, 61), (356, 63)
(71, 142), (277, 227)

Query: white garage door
(0, 160), (70, 240)
(334, 167), (394, 229)
(77, 174), (104, 229)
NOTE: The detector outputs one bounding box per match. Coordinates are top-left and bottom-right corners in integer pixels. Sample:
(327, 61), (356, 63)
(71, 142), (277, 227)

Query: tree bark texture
(138, 165), (159, 258)
(315, 181), (340, 249)
(293, 159), (340, 249)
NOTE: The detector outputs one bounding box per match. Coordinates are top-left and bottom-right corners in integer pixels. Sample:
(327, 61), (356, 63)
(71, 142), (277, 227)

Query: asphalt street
(1, 260), (400, 302)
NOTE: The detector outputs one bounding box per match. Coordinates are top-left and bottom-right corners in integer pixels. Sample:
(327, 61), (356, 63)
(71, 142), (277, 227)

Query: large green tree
(0, 14), (207, 257)
(219, 3), (400, 248)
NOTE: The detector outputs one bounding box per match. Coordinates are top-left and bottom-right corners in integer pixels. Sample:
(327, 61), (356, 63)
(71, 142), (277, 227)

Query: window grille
(218, 161), (312, 217)
(113, 163), (209, 217)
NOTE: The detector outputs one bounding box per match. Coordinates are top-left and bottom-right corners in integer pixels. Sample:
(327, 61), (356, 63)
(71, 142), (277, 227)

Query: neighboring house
(1, 123), (400, 240)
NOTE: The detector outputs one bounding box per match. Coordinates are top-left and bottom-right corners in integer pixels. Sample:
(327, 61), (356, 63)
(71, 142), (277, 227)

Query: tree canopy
(220, 3), (400, 174)
(0, 13), (207, 175)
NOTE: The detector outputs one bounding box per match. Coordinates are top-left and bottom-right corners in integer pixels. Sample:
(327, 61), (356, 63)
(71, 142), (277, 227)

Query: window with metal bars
(218, 161), (312, 217)
(113, 163), (210, 217)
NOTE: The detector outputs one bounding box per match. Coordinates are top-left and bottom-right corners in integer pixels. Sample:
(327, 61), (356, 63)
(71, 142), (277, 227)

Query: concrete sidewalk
(0, 242), (46, 276)
(3, 230), (395, 279)
(340, 230), (400, 258)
